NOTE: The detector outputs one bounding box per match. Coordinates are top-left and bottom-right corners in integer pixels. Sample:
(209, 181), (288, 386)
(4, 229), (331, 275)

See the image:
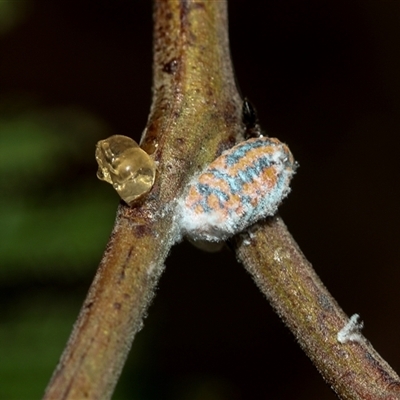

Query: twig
(235, 216), (400, 399)
(43, 1), (241, 399)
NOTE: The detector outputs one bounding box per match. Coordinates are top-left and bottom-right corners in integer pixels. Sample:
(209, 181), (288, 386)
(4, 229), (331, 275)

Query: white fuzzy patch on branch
(337, 314), (364, 344)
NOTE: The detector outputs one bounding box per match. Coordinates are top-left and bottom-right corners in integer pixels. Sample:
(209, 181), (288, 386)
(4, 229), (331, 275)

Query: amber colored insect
(178, 137), (296, 242)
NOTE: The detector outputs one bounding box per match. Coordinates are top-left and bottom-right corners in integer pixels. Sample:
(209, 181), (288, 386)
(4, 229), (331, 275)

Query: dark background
(0, 1), (399, 399)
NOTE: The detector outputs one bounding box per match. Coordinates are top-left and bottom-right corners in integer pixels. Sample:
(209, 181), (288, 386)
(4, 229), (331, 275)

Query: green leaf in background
(0, 0), (30, 36)
(0, 294), (81, 400)
(0, 103), (131, 398)
(0, 105), (117, 278)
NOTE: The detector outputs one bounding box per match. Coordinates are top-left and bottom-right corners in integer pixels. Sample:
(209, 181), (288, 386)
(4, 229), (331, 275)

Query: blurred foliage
(0, 294), (81, 399)
(0, 103), (117, 279)
(0, 101), (119, 398)
(0, 0), (29, 35)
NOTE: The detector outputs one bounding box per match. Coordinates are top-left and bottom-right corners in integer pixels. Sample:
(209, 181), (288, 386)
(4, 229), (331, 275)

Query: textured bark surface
(43, 1), (400, 399)
(235, 216), (400, 399)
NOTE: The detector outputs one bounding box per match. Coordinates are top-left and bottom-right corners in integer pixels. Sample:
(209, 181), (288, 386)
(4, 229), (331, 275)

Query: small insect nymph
(178, 136), (296, 242)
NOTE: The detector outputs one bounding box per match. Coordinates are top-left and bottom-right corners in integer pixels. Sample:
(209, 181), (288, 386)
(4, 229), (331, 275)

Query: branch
(43, 1), (400, 399)
(43, 1), (241, 399)
(235, 216), (400, 399)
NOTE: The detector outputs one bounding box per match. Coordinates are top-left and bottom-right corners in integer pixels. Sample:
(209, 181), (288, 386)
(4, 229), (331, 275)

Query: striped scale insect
(178, 136), (296, 242)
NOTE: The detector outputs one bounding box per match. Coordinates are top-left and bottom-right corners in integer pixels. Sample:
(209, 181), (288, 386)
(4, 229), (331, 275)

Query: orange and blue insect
(178, 137), (296, 242)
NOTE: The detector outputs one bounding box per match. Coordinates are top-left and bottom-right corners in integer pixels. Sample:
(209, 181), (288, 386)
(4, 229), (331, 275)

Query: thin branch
(235, 216), (400, 399)
(43, 1), (241, 399)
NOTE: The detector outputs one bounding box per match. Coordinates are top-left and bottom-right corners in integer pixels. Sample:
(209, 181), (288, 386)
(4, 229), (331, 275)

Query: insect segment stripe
(178, 137), (296, 242)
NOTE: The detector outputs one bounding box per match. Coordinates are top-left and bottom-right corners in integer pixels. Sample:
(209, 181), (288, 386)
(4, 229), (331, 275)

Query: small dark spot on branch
(188, 32), (197, 44)
(127, 246), (133, 259)
(141, 121), (160, 155)
(180, 0), (189, 25)
(113, 302), (122, 310)
(216, 135), (236, 155)
(118, 270), (126, 282)
(116, 246), (133, 283)
(134, 224), (152, 237)
(175, 137), (185, 147)
(223, 101), (240, 126)
(162, 58), (179, 74)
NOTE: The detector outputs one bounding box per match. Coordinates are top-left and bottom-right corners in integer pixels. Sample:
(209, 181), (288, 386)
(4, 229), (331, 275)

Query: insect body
(178, 137), (296, 242)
